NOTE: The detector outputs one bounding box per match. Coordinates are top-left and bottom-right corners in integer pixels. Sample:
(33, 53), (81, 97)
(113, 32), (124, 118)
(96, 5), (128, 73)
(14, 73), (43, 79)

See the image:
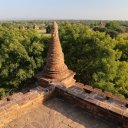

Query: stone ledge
(0, 86), (55, 128)
(0, 82), (128, 128)
(76, 82), (128, 103)
(54, 83), (128, 128)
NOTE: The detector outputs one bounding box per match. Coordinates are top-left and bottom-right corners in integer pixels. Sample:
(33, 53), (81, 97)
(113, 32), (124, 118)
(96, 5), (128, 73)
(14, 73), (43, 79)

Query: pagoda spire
(37, 22), (76, 87)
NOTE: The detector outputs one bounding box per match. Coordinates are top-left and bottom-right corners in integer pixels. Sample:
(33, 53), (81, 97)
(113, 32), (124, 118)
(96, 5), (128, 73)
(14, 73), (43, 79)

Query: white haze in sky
(0, 0), (128, 20)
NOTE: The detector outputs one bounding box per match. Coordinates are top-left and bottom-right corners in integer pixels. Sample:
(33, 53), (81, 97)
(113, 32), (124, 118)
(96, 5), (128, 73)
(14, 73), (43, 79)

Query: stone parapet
(0, 86), (55, 128)
(76, 82), (128, 103)
(0, 83), (128, 128)
(54, 83), (128, 128)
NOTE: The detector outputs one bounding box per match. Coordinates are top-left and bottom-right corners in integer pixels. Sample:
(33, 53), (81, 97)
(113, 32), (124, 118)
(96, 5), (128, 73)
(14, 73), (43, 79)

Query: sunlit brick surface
(5, 98), (117, 128)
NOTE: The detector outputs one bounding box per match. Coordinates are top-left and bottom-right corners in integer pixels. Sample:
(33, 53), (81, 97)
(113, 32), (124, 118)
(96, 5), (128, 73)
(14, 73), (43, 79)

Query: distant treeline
(1, 19), (128, 26)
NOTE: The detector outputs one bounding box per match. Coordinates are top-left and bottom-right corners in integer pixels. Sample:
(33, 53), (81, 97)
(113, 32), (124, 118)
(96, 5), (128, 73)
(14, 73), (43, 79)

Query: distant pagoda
(37, 22), (76, 87)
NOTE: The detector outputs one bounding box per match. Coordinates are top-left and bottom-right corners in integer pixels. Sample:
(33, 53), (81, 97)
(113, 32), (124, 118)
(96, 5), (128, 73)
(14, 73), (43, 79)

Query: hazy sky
(0, 0), (128, 20)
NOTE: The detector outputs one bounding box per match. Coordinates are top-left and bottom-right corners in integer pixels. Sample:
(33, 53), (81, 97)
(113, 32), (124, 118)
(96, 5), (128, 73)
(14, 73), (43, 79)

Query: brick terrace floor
(4, 98), (119, 128)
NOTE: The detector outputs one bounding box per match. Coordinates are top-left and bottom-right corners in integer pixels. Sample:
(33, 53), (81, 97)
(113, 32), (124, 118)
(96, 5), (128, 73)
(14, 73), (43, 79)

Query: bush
(0, 88), (6, 99)
(106, 29), (119, 38)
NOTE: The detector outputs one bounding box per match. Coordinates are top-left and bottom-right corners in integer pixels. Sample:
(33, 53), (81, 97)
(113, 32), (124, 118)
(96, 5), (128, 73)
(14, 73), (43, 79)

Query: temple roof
(5, 98), (116, 128)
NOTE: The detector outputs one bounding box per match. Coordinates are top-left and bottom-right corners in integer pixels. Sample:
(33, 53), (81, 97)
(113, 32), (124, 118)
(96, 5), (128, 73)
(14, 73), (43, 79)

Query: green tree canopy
(0, 26), (44, 90)
(59, 23), (128, 98)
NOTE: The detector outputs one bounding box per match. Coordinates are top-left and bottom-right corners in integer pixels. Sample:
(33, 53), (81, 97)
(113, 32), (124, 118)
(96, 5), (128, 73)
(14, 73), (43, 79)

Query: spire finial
(52, 21), (58, 37)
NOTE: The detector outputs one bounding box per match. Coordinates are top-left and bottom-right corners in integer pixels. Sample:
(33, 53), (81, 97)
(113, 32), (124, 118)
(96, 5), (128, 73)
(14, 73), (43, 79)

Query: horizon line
(0, 18), (128, 22)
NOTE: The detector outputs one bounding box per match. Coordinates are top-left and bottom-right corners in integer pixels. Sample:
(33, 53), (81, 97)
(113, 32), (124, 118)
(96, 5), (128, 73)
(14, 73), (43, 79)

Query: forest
(0, 20), (128, 99)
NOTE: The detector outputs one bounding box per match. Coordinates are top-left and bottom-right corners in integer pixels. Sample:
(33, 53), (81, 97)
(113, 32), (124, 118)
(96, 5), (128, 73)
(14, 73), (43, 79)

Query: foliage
(105, 21), (120, 31)
(0, 88), (6, 99)
(116, 37), (128, 61)
(59, 23), (128, 97)
(93, 21), (126, 38)
(0, 26), (44, 96)
(46, 25), (52, 33)
(1, 21), (128, 99)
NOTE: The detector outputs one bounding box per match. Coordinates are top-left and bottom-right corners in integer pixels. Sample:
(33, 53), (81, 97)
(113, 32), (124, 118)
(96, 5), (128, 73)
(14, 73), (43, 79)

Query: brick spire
(37, 22), (76, 87)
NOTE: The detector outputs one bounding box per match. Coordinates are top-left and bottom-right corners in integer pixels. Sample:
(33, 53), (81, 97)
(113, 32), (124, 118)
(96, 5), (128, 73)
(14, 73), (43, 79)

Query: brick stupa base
(37, 22), (76, 87)
(37, 70), (75, 87)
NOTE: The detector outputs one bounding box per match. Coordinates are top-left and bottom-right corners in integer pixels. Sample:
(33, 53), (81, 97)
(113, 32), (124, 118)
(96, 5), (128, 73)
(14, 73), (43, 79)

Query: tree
(116, 37), (128, 62)
(46, 25), (52, 33)
(105, 21), (120, 30)
(93, 21), (121, 38)
(0, 26), (44, 90)
(59, 23), (128, 97)
(106, 29), (119, 38)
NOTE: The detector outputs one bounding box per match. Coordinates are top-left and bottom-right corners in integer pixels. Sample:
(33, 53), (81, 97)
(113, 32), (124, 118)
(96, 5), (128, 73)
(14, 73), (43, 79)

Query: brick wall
(54, 83), (128, 128)
(0, 82), (128, 128)
(0, 86), (55, 128)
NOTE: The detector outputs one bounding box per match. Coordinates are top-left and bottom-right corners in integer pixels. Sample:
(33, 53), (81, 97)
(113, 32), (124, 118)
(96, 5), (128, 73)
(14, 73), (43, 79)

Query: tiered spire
(37, 22), (75, 87)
